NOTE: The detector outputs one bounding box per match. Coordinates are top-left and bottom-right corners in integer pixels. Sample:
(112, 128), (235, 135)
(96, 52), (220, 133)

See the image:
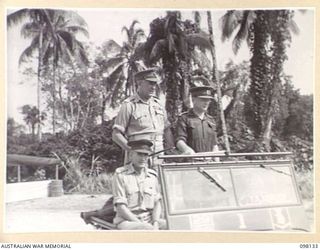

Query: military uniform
(112, 163), (166, 229)
(113, 93), (169, 164)
(176, 109), (218, 152)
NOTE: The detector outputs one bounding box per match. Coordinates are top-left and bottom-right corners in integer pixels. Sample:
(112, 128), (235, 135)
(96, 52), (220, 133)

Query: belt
(132, 210), (152, 222)
(129, 133), (163, 141)
(132, 209), (152, 215)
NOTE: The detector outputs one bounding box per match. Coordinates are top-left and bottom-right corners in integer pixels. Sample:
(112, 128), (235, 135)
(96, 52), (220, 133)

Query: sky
(6, 8), (315, 128)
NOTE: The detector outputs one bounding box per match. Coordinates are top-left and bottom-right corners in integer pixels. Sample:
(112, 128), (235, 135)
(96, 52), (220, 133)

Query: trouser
(116, 218), (167, 230)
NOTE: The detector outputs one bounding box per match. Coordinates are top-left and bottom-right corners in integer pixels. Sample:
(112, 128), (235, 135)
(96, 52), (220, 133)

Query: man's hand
(153, 220), (160, 230)
(183, 147), (196, 155)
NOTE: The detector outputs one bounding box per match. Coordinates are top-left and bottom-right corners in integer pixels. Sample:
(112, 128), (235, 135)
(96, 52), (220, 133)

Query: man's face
(137, 80), (157, 99)
(192, 97), (211, 112)
(131, 150), (149, 168)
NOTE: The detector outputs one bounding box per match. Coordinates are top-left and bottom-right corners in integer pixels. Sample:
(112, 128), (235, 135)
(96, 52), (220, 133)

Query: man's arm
(163, 126), (175, 149)
(116, 204), (140, 222)
(176, 139), (195, 155)
(212, 144), (220, 162)
(112, 102), (132, 150)
(175, 114), (196, 154)
(112, 129), (131, 151)
(151, 199), (162, 229)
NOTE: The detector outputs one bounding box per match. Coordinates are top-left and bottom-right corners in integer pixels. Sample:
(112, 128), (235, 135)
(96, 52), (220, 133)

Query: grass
(54, 153), (113, 194)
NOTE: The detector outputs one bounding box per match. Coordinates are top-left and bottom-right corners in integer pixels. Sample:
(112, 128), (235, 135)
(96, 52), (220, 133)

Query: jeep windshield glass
(162, 164), (299, 214)
(164, 168), (237, 213)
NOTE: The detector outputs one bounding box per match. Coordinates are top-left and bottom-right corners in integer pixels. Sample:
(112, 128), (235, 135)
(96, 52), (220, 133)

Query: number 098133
(300, 244), (319, 248)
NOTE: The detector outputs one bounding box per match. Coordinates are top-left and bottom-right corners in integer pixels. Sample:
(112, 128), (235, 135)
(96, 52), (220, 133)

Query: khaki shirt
(113, 93), (169, 140)
(176, 109), (218, 152)
(112, 164), (161, 224)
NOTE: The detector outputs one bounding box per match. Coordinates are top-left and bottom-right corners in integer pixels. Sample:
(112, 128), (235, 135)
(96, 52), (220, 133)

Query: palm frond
(132, 28), (145, 47)
(59, 10), (88, 28)
(20, 21), (40, 38)
(57, 30), (75, 52)
(129, 20), (140, 34)
(232, 11), (252, 54)
(219, 10), (240, 42)
(110, 71), (126, 108)
(191, 49), (211, 70)
(19, 40), (38, 65)
(75, 40), (89, 66)
(101, 57), (126, 76)
(288, 19), (300, 35)
(131, 42), (145, 61)
(65, 25), (89, 38)
(7, 9), (30, 27)
(150, 39), (167, 64)
(42, 45), (54, 65)
(186, 33), (211, 50)
(105, 63), (124, 90)
(121, 26), (130, 43)
(101, 39), (122, 56)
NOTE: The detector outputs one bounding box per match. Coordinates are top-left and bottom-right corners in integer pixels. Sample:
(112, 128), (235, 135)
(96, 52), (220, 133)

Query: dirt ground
(5, 194), (314, 233)
(5, 194), (112, 232)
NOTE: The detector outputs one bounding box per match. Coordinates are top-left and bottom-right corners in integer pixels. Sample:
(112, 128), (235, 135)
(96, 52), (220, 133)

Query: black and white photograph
(5, 7), (314, 235)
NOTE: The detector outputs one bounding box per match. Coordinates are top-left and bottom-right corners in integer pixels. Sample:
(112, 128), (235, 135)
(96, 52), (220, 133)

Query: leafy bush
(55, 154), (113, 194)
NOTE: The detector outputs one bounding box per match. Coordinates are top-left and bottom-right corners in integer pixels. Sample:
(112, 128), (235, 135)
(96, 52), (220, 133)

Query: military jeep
(88, 152), (310, 231)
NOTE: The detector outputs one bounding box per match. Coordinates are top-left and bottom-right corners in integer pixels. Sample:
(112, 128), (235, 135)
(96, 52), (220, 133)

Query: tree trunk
(57, 65), (69, 132)
(248, 10), (270, 139)
(262, 114), (272, 151)
(37, 26), (44, 141)
(52, 47), (57, 134)
(101, 94), (107, 123)
(164, 57), (182, 130)
(31, 124), (35, 142)
(207, 11), (230, 154)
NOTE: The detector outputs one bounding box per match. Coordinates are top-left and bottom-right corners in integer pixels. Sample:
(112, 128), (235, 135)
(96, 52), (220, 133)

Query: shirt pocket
(154, 108), (164, 129)
(206, 121), (216, 134)
(187, 120), (198, 138)
(143, 186), (155, 209)
(126, 186), (140, 208)
(132, 111), (150, 129)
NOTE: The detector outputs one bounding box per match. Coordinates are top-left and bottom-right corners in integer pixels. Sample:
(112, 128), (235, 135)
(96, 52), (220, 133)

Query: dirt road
(5, 194), (111, 232)
(5, 194), (314, 232)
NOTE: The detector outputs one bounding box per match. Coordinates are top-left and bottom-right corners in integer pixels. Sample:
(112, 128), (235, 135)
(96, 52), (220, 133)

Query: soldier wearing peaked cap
(176, 78), (220, 155)
(112, 68), (173, 168)
(112, 139), (167, 230)
(176, 79), (221, 210)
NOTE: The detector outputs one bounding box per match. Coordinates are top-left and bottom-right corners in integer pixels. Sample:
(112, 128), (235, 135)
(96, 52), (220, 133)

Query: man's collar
(132, 93), (150, 104)
(126, 163), (149, 175)
(132, 93), (160, 104)
(188, 109), (212, 120)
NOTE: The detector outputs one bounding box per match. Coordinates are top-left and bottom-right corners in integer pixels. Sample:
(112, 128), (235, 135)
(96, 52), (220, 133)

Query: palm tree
(21, 105), (46, 141)
(220, 9), (299, 150)
(143, 11), (212, 125)
(8, 9), (53, 140)
(207, 11), (230, 153)
(41, 11), (89, 134)
(8, 9), (89, 135)
(97, 20), (146, 108)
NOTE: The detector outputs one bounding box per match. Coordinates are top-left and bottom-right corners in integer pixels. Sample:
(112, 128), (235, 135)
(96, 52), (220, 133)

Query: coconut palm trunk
(37, 25), (44, 141)
(207, 11), (230, 154)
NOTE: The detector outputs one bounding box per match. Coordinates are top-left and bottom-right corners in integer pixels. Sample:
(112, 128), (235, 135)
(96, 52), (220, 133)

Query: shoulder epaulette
(114, 166), (127, 174)
(147, 168), (158, 177)
(151, 96), (162, 105)
(152, 95), (160, 100)
(178, 111), (189, 117)
(123, 96), (136, 103)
